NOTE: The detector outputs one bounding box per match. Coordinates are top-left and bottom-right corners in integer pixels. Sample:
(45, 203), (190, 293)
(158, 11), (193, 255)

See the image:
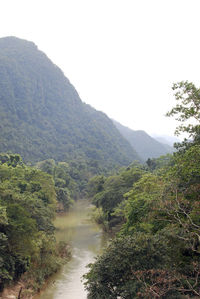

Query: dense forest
(0, 153), (110, 295)
(0, 36), (140, 168)
(0, 154), (70, 294)
(0, 36), (199, 298)
(84, 81), (200, 298)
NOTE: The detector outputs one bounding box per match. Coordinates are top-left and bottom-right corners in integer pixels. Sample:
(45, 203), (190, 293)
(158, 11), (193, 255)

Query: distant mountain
(113, 120), (174, 161)
(152, 135), (180, 147)
(0, 36), (140, 167)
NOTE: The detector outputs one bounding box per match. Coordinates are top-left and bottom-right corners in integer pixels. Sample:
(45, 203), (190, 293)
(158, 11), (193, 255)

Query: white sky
(1, 0), (200, 137)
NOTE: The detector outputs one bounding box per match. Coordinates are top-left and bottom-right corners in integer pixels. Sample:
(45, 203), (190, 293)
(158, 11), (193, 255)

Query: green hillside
(0, 37), (140, 167)
(113, 120), (174, 161)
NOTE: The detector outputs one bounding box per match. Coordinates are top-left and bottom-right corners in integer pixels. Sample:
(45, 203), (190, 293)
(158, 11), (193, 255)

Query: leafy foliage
(84, 82), (200, 298)
(87, 164), (145, 229)
(166, 81), (200, 150)
(84, 234), (171, 299)
(36, 157), (109, 211)
(0, 154), (69, 292)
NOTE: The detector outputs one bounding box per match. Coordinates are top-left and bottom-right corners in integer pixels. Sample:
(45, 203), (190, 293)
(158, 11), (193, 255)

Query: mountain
(113, 120), (174, 161)
(0, 36), (140, 167)
(152, 135), (180, 147)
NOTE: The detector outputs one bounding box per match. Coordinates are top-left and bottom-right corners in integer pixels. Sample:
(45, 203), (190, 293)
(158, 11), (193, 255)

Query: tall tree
(166, 81), (200, 149)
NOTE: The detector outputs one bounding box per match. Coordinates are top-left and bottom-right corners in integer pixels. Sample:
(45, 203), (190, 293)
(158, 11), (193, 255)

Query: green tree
(84, 82), (200, 297)
(84, 233), (171, 299)
(166, 81), (200, 148)
(89, 166), (145, 229)
(0, 155), (69, 293)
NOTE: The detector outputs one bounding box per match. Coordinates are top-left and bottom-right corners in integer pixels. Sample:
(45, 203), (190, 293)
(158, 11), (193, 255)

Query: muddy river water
(36, 200), (108, 299)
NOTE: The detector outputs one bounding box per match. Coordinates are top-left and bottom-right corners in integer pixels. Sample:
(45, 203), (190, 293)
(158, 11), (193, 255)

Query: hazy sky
(1, 0), (200, 137)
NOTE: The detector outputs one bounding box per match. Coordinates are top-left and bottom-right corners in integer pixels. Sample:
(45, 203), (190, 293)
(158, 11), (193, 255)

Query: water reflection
(36, 200), (107, 299)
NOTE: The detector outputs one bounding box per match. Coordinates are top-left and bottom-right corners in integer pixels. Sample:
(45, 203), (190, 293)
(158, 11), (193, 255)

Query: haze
(1, 0), (200, 137)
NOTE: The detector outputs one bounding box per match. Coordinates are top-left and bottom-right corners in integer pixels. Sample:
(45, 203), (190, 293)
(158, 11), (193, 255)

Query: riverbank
(0, 281), (25, 299)
(0, 229), (71, 299)
(1, 200), (107, 299)
(35, 200), (107, 299)
(0, 245), (71, 299)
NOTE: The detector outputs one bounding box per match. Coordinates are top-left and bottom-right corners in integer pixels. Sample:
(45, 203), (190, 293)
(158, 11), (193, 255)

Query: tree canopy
(84, 82), (200, 298)
(0, 154), (69, 293)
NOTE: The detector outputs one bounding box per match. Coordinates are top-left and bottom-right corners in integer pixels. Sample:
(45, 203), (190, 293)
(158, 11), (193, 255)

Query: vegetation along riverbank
(0, 35), (199, 299)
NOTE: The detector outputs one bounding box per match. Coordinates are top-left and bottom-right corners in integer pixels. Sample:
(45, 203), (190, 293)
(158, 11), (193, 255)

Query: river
(36, 199), (108, 299)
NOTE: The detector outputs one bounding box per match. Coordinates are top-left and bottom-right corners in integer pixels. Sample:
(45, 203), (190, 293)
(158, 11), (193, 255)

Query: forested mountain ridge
(0, 36), (140, 167)
(113, 119), (174, 161)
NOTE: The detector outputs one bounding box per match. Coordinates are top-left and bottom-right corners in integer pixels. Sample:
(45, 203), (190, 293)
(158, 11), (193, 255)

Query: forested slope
(113, 119), (174, 161)
(0, 37), (140, 167)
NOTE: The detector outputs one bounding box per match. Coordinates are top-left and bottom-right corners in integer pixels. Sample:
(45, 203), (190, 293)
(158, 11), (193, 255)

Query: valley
(0, 37), (199, 299)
